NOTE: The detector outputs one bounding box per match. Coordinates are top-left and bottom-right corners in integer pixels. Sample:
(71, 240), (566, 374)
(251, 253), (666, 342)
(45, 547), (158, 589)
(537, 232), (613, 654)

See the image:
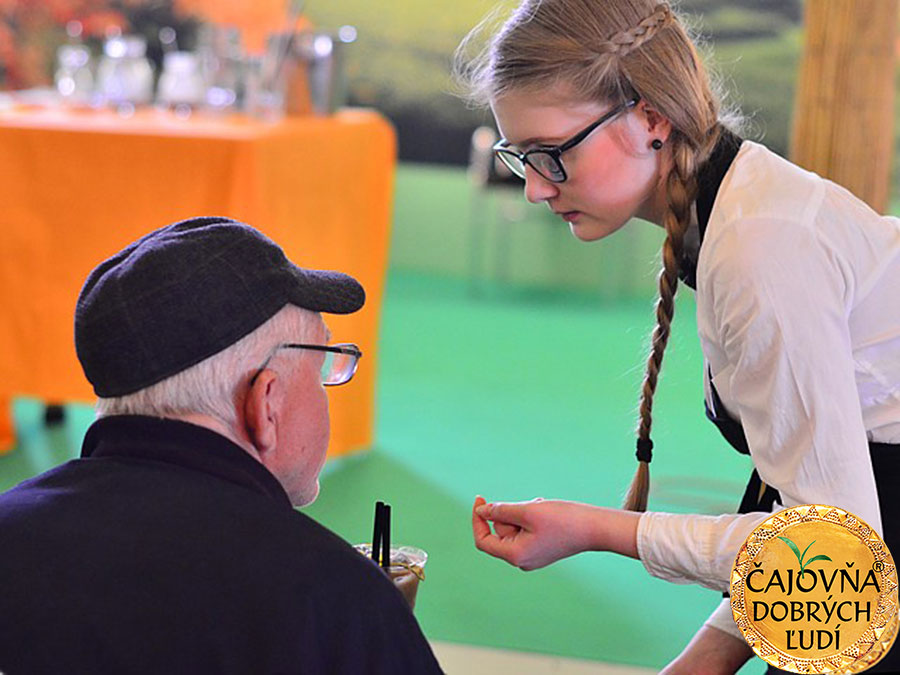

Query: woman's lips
(550, 205), (583, 223)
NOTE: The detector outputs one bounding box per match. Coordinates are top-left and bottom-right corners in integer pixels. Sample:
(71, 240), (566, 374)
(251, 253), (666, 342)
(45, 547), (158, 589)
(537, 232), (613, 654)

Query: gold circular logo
(731, 505), (899, 673)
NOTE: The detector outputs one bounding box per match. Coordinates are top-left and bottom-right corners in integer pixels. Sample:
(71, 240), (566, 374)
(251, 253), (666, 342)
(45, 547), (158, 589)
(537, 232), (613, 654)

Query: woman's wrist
(583, 504), (642, 559)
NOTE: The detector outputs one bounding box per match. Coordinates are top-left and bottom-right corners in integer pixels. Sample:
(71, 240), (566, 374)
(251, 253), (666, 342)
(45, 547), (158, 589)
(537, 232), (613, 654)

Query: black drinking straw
(381, 503), (391, 570)
(372, 501), (384, 564)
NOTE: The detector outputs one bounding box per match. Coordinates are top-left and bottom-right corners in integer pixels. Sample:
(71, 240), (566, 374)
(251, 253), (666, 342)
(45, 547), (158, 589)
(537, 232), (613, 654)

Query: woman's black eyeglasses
(249, 343), (362, 387)
(492, 97), (640, 183)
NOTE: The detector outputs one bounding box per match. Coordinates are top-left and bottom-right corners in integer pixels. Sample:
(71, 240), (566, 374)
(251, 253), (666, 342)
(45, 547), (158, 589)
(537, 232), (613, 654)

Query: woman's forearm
(582, 504), (642, 559)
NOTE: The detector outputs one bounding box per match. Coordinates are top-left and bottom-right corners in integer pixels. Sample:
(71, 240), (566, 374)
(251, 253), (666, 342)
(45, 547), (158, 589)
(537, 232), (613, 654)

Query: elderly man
(0, 217), (443, 674)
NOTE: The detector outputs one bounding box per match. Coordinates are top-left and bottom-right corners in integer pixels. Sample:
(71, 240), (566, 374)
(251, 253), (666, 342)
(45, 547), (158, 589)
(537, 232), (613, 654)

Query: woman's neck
(636, 148), (675, 227)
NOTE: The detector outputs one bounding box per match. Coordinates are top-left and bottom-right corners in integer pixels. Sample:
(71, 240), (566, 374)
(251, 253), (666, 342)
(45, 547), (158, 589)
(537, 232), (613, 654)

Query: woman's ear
(243, 370), (279, 457)
(638, 101), (672, 144)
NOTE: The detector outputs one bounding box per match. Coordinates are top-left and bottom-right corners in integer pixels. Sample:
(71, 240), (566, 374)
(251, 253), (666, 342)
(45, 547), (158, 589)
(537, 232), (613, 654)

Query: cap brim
(287, 266), (365, 314)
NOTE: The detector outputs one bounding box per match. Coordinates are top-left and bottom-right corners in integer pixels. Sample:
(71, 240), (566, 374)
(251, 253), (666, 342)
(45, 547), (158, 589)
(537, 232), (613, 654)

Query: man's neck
(168, 412), (261, 462)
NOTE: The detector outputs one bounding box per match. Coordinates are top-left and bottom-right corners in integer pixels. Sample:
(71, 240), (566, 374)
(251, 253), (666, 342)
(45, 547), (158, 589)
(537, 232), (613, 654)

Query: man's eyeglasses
(492, 97), (640, 183)
(249, 343), (362, 387)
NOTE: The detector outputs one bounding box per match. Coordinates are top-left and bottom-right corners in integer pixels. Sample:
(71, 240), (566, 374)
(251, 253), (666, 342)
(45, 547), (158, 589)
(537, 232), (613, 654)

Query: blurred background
(0, 1), (895, 673)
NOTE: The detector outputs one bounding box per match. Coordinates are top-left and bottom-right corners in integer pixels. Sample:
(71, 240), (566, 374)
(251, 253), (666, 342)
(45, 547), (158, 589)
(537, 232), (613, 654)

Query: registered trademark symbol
(873, 561), (885, 572)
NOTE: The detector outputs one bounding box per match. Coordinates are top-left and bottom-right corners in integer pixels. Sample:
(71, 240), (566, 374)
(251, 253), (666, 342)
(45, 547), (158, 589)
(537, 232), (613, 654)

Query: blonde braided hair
(456, 0), (728, 511)
(623, 131), (718, 511)
(594, 4), (674, 57)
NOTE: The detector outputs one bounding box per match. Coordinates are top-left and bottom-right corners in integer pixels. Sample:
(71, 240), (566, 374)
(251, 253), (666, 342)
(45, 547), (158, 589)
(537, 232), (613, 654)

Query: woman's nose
(523, 166), (560, 204)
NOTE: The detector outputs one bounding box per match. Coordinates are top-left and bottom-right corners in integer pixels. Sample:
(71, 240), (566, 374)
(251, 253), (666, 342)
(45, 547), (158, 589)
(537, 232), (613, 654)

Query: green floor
(1, 269), (766, 672)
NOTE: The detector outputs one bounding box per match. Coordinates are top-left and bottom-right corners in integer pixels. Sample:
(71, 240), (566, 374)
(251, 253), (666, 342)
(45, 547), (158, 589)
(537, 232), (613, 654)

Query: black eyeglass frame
(249, 343), (363, 387)
(492, 96), (640, 183)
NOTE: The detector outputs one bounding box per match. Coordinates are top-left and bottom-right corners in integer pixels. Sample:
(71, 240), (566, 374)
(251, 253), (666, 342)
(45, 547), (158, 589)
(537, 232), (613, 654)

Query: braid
(622, 135), (699, 512)
(591, 4), (673, 58)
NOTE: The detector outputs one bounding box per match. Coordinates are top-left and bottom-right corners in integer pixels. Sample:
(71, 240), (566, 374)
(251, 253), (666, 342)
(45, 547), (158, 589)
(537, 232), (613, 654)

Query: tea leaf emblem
(777, 536), (832, 573)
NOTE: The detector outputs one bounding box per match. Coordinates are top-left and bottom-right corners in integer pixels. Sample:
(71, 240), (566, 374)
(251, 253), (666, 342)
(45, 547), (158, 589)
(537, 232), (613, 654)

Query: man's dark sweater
(0, 415), (443, 674)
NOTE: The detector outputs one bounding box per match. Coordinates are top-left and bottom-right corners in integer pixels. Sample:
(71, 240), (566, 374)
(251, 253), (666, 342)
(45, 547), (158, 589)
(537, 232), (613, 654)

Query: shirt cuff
(636, 511), (723, 590)
(636, 510), (770, 592)
(705, 598), (744, 642)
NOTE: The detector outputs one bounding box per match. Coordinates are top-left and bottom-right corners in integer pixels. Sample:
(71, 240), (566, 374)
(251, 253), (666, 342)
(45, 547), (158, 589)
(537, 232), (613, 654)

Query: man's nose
(523, 165), (560, 204)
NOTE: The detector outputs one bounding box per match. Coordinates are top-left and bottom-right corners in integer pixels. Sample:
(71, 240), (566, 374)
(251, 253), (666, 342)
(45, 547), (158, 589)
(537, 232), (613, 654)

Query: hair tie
(636, 437), (654, 463)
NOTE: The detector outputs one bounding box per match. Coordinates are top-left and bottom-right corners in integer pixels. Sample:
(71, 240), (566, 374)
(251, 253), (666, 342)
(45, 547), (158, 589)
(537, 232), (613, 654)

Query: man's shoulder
(262, 506), (359, 563)
(0, 460), (83, 513)
(266, 508), (392, 589)
(282, 528), (444, 673)
(239, 509), (444, 671)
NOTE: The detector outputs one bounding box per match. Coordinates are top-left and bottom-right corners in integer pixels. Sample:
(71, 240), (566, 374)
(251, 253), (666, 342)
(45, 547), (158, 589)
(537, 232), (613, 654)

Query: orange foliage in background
(0, 0), (136, 89)
(0, 0), (310, 89)
(174, 0), (308, 53)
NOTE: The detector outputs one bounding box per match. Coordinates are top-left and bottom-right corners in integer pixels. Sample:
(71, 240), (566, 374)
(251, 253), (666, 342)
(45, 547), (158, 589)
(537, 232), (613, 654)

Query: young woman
(456, 2), (900, 673)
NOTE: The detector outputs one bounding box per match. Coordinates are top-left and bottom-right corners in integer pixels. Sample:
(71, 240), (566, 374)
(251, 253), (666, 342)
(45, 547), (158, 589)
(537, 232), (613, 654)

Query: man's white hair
(95, 305), (319, 428)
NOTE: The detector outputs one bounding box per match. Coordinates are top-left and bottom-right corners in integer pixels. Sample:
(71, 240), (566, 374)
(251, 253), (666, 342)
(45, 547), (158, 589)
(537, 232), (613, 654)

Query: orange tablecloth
(0, 106), (396, 456)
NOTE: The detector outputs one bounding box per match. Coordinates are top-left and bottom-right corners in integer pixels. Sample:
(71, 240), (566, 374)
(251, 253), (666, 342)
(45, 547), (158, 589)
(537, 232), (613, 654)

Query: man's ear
(243, 370), (279, 457)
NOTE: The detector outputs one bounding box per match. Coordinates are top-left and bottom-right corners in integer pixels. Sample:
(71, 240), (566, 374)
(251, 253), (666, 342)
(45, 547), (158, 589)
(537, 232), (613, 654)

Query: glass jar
(96, 35), (155, 107)
(156, 51), (206, 111)
(54, 44), (94, 105)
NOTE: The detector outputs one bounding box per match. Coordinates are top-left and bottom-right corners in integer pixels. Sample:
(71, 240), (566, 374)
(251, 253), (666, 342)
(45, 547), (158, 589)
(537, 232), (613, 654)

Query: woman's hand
(471, 496), (641, 570)
(472, 496), (587, 569)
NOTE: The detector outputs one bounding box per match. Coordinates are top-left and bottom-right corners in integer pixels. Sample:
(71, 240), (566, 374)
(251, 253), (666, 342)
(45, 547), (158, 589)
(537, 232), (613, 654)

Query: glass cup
(353, 544), (427, 610)
(196, 24), (242, 113)
(289, 25), (357, 116)
(242, 54), (285, 122)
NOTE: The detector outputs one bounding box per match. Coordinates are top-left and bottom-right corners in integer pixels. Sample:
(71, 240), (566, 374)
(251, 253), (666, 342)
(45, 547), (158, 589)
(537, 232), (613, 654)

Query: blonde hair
(95, 305), (320, 431)
(456, 0), (725, 511)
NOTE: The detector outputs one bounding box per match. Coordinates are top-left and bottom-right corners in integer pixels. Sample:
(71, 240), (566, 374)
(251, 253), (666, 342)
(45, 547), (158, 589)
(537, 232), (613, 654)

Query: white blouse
(635, 141), (900, 641)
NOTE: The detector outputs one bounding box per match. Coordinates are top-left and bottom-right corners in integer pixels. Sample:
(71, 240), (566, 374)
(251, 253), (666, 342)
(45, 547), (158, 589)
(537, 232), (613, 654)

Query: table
(0, 106), (396, 457)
